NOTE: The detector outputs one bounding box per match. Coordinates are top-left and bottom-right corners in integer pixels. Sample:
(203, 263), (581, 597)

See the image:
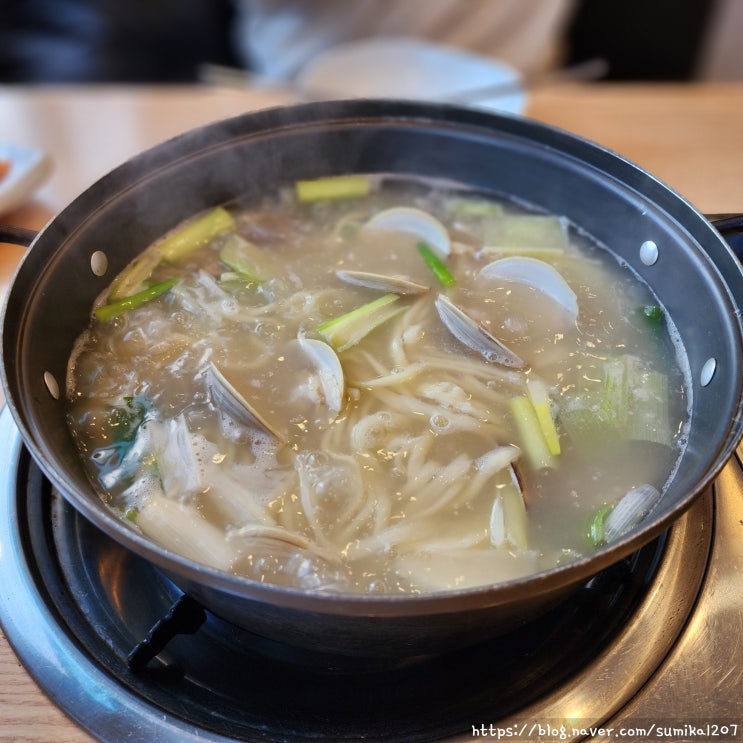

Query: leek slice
(560, 355), (672, 449)
(526, 378), (561, 455)
(445, 198), (504, 219)
(295, 174), (371, 202)
(602, 355), (671, 443)
(510, 395), (555, 470)
(94, 278), (178, 322)
(317, 293), (403, 352)
(481, 245), (566, 260)
(158, 207), (235, 262)
(482, 214), (568, 253)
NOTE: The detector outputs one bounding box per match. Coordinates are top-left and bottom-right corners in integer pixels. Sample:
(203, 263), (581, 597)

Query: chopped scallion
(317, 293), (403, 352)
(639, 304), (663, 324)
(94, 278), (178, 322)
(417, 241), (456, 287)
(295, 175), (371, 203)
(586, 504), (613, 547)
(158, 207), (235, 262)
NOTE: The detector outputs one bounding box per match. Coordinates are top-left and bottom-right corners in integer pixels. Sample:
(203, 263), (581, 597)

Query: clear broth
(66, 176), (689, 595)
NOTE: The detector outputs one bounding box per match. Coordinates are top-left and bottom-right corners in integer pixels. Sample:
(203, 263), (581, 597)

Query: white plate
(0, 142), (52, 217)
(296, 37), (527, 114)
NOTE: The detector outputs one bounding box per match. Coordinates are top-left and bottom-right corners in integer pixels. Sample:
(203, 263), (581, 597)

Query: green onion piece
(219, 234), (268, 282)
(94, 278), (178, 322)
(109, 248), (164, 301)
(158, 207), (235, 262)
(640, 304), (663, 324)
(586, 504), (613, 547)
(317, 293), (402, 352)
(417, 242), (456, 287)
(107, 395), (150, 443)
(295, 175), (371, 203)
(445, 198), (504, 219)
(510, 395), (555, 470)
(220, 271), (249, 284)
(125, 506), (139, 523)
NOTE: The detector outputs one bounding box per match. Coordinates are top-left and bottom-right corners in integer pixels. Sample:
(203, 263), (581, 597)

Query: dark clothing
(0, 0), (237, 82)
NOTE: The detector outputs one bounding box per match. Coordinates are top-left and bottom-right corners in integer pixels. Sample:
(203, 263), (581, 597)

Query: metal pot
(3, 100), (743, 657)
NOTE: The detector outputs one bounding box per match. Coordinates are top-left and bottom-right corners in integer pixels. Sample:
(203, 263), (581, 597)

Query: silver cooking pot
(3, 100), (743, 656)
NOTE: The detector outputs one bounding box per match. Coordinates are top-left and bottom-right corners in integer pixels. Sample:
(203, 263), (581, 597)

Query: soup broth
(66, 175), (689, 594)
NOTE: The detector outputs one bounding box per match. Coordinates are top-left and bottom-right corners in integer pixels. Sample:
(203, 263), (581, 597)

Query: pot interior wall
(3, 101), (743, 619)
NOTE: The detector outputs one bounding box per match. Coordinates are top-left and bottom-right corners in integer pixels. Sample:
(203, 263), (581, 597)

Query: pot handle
(0, 225), (38, 247)
(709, 213), (743, 261)
(708, 213), (743, 236)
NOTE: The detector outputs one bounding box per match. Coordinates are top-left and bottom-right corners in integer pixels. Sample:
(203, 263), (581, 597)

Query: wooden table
(1, 82), (742, 741)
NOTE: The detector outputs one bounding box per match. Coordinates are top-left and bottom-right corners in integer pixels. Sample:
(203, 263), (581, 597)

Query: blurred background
(0, 0), (740, 85)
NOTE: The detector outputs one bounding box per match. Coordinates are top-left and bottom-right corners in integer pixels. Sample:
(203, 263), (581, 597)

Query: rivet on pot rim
(700, 357), (717, 387)
(43, 371), (60, 400)
(90, 251), (108, 276)
(639, 240), (659, 266)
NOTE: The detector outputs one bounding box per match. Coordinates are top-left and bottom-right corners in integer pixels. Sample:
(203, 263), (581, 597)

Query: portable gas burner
(1, 405), (741, 742)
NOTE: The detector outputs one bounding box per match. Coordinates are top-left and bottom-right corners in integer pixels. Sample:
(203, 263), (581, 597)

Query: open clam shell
(435, 294), (526, 369)
(296, 337), (346, 419)
(208, 337), (346, 441)
(603, 484), (662, 543)
(208, 362), (286, 442)
(336, 270), (429, 295)
(488, 454), (529, 550)
(361, 206), (451, 257)
(478, 256), (579, 320)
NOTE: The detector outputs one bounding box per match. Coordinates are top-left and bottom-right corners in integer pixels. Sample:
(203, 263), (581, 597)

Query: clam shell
(296, 337), (345, 419)
(478, 256), (578, 319)
(208, 362), (286, 442)
(489, 475), (528, 551)
(603, 483), (662, 542)
(336, 270), (430, 295)
(435, 294), (526, 369)
(230, 524), (312, 550)
(361, 207), (451, 257)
